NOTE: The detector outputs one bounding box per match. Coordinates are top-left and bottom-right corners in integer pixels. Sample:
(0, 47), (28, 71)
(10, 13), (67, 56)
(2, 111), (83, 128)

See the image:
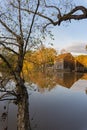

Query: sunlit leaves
(75, 55), (87, 67)
(23, 46), (57, 73)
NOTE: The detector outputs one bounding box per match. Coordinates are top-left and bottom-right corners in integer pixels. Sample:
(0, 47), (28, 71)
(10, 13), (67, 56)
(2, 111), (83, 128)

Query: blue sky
(47, 0), (87, 55)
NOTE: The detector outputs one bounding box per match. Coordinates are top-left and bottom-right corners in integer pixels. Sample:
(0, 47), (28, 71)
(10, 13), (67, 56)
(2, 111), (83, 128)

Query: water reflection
(29, 72), (87, 130)
(0, 72), (87, 130)
(0, 100), (17, 130)
(25, 71), (83, 91)
(0, 78), (31, 130)
(0, 92), (31, 130)
(55, 72), (83, 88)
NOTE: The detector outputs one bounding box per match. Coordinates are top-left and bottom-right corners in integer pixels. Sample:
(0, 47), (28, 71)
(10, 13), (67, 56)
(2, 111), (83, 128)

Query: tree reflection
(0, 76), (31, 130)
(25, 71), (83, 92)
(0, 101), (11, 130)
(24, 71), (57, 92)
(0, 99), (14, 130)
(0, 71), (85, 130)
(0, 92), (31, 130)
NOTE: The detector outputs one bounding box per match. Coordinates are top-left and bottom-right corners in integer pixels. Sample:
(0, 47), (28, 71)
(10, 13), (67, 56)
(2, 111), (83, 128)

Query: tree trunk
(15, 37), (31, 130)
(17, 84), (31, 130)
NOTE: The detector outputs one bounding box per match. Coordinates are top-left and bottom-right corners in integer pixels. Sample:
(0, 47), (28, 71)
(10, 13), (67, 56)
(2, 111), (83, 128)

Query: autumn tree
(36, 45), (57, 71)
(75, 55), (87, 67)
(0, 0), (87, 129)
(0, 0), (48, 130)
(24, 45), (57, 72)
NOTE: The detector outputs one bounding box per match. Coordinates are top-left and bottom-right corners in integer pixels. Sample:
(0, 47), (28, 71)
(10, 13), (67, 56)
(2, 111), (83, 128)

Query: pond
(0, 72), (87, 130)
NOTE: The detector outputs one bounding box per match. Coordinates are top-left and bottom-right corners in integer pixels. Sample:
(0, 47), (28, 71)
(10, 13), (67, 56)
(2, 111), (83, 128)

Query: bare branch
(24, 0), (40, 53)
(0, 77), (10, 88)
(0, 98), (16, 101)
(0, 54), (17, 79)
(0, 89), (17, 101)
(0, 41), (18, 55)
(17, 0), (23, 39)
(44, 0), (61, 17)
(1, 41), (20, 47)
(0, 12), (6, 17)
(0, 19), (18, 37)
(0, 36), (16, 40)
(11, 2), (57, 26)
(43, 23), (52, 30)
(0, 37), (19, 47)
(16, 4), (87, 26)
(0, 89), (17, 96)
(2, 12), (19, 29)
(57, 6), (87, 25)
(68, 6), (87, 15)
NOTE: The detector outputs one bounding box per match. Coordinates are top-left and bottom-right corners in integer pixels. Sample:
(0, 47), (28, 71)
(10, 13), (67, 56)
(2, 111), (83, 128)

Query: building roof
(55, 53), (74, 61)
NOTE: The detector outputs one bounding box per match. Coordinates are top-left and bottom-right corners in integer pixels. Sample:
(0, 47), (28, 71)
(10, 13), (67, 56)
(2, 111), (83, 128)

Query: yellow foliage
(23, 60), (34, 75)
(75, 55), (87, 67)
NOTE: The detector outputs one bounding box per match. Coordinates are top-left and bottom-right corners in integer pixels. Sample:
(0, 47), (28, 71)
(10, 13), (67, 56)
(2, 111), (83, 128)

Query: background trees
(23, 46), (57, 73)
(0, 0), (48, 91)
(0, 0), (87, 89)
(0, 1), (46, 129)
(0, 0), (87, 129)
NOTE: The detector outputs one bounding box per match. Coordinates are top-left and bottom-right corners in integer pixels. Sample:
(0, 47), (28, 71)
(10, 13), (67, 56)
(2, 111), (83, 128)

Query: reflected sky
(0, 101), (17, 130)
(29, 81), (87, 130)
(26, 71), (84, 92)
(0, 72), (87, 130)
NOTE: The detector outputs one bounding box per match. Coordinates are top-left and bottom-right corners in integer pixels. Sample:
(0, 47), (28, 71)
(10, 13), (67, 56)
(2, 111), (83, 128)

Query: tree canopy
(0, 1), (87, 129)
(0, 0), (87, 96)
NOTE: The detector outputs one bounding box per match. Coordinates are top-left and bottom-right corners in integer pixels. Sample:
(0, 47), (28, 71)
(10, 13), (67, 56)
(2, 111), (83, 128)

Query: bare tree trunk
(17, 83), (31, 130)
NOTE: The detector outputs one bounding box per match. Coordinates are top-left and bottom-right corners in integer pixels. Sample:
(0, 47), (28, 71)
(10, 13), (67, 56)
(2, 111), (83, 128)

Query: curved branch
(22, 5), (87, 26)
(57, 6), (87, 25)
(0, 98), (17, 101)
(43, 22), (52, 30)
(0, 19), (18, 37)
(2, 41), (19, 47)
(0, 89), (17, 97)
(0, 41), (18, 55)
(0, 54), (17, 79)
(24, 0), (40, 53)
(44, 0), (61, 17)
(7, 1), (87, 28)
(11, 2), (57, 25)
(0, 36), (16, 41)
(68, 6), (87, 15)
(17, 0), (23, 39)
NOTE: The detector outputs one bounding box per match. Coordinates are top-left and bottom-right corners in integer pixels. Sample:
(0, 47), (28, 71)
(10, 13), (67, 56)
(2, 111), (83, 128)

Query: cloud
(83, 0), (87, 3)
(66, 43), (87, 55)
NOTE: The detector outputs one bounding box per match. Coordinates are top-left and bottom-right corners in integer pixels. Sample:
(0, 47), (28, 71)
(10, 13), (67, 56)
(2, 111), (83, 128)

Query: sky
(47, 0), (87, 55)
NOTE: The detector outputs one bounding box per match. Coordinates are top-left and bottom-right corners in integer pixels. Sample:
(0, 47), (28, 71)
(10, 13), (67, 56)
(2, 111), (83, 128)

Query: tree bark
(17, 83), (31, 130)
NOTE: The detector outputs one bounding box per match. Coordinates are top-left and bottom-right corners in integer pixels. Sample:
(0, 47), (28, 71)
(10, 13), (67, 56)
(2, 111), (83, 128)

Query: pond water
(0, 72), (87, 130)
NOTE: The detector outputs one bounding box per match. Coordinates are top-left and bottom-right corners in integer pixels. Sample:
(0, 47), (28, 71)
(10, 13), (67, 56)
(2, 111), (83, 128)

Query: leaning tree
(0, 0), (44, 130)
(0, 0), (87, 98)
(0, 0), (87, 130)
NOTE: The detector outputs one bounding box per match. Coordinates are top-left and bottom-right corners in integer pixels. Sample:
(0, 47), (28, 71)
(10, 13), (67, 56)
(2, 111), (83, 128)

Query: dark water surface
(0, 72), (87, 130)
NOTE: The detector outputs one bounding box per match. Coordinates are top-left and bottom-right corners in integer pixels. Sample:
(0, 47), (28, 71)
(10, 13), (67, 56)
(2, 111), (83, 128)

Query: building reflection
(26, 71), (83, 92)
(55, 72), (83, 88)
(0, 71), (87, 130)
